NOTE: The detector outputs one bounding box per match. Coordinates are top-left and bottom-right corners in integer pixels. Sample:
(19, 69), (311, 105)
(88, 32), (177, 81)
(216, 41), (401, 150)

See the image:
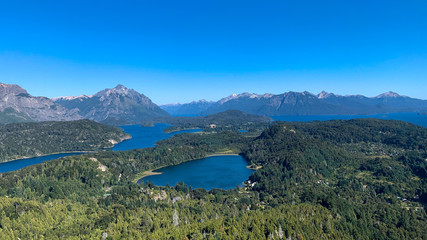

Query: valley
(0, 123), (201, 173)
(0, 83), (427, 239)
(0, 117), (426, 239)
(3, 2), (426, 238)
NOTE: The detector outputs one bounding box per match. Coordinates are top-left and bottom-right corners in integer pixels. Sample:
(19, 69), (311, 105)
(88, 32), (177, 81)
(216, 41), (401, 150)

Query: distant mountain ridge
(161, 99), (215, 115)
(161, 91), (427, 116)
(54, 84), (170, 125)
(0, 83), (82, 124)
(2, 82), (427, 125)
(0, 82), (169, 125)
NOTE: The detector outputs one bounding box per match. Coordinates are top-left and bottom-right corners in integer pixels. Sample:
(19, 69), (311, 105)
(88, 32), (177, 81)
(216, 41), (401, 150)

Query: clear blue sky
(1, 0), (426, 104)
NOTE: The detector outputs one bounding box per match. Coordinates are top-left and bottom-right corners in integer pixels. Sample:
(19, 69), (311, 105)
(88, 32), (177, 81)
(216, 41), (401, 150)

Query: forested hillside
(0, 119), (425, 239)
(163, 109), (272, 133)
(243, 119), (427, 238)
(0, 119), (130, 162)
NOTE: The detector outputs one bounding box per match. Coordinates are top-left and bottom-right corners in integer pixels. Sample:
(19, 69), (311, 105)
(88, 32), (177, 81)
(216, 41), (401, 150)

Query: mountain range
(1, 82), (427, 125)
(161, 91), (427, 116)
(53, 84), (170, 125)
(0, 83), (169, 125)
(161, 100), (215, 116)
(0, 83), (81, 124)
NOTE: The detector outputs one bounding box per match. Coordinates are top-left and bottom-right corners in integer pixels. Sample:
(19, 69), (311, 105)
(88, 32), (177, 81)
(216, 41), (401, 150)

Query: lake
(0, 152), (86, 173)
(140, 155), (254, 190)
(112, 123), (201, 150)
(0, 124), (200, 173)
(1, 113), (426, 173)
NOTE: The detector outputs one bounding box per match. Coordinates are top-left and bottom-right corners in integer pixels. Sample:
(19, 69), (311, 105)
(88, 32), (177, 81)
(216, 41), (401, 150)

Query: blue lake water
(112, 124), (201, 151)
(0, 152), (86, 173)
(141, 113), (427, 190)
(1, 113), (425, 173)
(0, 124), (200, 173)
(140, 155), (254, 190)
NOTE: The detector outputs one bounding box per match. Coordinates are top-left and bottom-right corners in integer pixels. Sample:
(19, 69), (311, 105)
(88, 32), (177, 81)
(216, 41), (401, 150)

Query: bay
(0, 152), (86, 173)
(1, 113), (425, 173)
(112, 123), (201, 151)
(0, 124), (200, 173)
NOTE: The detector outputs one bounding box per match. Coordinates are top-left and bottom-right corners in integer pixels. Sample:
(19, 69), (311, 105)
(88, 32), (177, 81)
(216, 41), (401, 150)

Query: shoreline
(204, 153), (239, 158)
(246, 165), (262, 170)
(143, 170), (163, 177)
(163, 127), (202, 134)
(1, 150), (93, 164)
(133, 168), (165, 183)
(0, 135), (131, 164)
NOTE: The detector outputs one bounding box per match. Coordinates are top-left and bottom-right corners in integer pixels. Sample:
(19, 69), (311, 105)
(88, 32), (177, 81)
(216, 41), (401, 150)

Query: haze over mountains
(1, 82), (427, 125)
(162, 91), (427, 116)
(161, 100), (215, 116)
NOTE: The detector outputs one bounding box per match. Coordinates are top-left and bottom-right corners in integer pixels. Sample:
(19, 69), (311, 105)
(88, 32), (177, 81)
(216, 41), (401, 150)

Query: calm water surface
(141, 155), (254, 190)
(0, 124), (200, 173)
(112, 124), (201, 151)
(1, 113), (426, 173)
(0, 152), (86, 173)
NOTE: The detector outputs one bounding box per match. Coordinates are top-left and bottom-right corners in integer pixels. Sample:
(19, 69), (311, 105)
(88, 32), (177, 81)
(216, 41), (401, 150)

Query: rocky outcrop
(0, 83), (82, 124)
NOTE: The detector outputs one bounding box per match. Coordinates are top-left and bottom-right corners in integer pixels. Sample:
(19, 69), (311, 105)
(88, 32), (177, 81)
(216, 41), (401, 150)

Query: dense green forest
(0, 119), (130, 162)
(162, 109), (272, 134)
(0, 119), (426, 239)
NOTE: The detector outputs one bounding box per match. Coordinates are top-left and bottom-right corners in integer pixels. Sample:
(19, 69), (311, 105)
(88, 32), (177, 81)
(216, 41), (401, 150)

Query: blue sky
(1, 0), (426, 104)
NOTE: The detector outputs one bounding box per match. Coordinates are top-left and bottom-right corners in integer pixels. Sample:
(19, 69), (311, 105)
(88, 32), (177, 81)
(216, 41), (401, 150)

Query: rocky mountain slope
(54, 84), (170, 124)
(3, 81), (427, 124)
(0, 83), (82, 124)
(162, 91), (427, 116)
